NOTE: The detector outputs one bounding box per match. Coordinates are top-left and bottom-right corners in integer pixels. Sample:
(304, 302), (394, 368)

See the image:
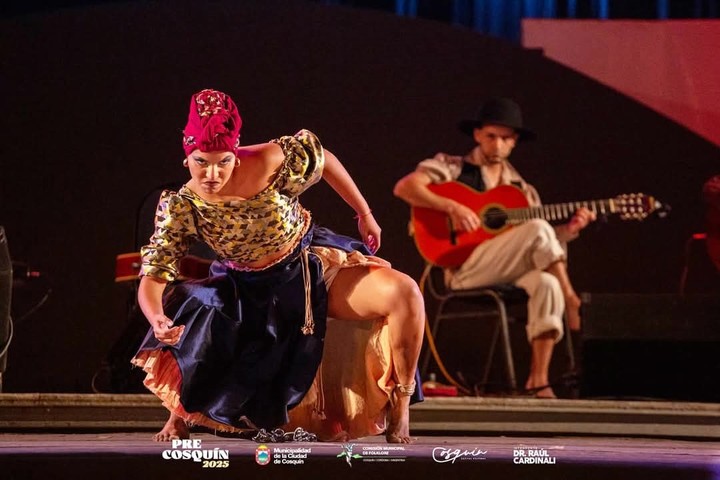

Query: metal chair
(419, 263), (577, 395)
(419, 263), (528, 393)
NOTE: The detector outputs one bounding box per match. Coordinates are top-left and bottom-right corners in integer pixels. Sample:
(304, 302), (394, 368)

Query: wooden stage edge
(1, 393), (719, 440)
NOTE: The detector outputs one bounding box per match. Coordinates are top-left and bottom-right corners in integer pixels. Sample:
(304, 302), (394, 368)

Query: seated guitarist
(394, 97), (595, 398)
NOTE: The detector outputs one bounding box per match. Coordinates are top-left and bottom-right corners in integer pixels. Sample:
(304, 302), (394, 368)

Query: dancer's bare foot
(324, 430), (351, 442)
(386, 385), (413, 444)
(565, 292), (582, 331)
(153, 413), (189, 442)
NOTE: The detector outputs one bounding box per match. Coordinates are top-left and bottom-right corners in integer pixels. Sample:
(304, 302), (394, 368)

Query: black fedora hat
(458, 97), (536, 141)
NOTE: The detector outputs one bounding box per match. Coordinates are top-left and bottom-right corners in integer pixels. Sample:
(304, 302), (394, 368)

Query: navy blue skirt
(135, 226), (422, 430)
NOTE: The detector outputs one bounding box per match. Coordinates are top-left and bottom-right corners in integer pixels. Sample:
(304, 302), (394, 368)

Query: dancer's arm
(138, 276), (184, 345)
(322, 148), (381, 253)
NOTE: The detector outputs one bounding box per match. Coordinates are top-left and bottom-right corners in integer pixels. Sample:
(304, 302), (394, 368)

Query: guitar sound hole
(483, 207), (508, 230)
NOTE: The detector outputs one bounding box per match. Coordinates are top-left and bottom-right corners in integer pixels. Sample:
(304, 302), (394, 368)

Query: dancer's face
(186, 149), (236, 195)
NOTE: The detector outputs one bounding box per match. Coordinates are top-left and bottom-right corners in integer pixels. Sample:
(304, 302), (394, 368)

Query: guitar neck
(506, 198), (615, 224)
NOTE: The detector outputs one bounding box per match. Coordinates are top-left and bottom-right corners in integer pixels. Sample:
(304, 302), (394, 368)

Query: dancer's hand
(150, 314), (185, 345)
(357, 213), (381, 253)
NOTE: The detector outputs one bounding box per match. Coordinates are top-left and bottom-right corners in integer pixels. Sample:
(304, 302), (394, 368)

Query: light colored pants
(447, 219), (566, 343)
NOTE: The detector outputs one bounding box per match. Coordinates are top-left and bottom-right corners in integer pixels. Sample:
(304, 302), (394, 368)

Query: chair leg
(563, 315), (575, 372)
(495, 299), (518, 392)
(564, 315), (576, 372)
(479, 321), (500, 394)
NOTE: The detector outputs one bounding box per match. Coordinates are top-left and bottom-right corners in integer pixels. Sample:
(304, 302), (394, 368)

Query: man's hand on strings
(566, 207), (597, 236)
(447, 201), (482, 232)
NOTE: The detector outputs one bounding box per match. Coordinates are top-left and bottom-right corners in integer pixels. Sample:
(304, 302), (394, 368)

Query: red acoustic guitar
(115, 253), (213, 282)
(411, 182), (665, 268)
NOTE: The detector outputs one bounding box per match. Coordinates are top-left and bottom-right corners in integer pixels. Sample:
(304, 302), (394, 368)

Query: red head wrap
(182, 89), (242, 156)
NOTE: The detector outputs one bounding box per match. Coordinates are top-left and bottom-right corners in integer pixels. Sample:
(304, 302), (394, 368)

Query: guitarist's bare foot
(153, 413), (189, 442)
(565, 293), (582, 331)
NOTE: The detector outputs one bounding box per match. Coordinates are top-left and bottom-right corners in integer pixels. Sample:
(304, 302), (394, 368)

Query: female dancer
(132, 89), (424, 443)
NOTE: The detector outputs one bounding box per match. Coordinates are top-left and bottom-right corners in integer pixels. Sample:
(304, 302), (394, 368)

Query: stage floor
(2, 431), (719, 479)
(1, 394), (719, 479)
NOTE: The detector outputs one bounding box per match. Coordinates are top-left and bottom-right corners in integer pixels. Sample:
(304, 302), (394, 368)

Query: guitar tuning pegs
(655, 200), (670, 218)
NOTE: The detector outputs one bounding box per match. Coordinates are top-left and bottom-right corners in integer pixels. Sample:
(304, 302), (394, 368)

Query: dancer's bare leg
(544, 260), (582, 331)
(153, 412), (190, 442)
(327, 267), (424, 444)
(524, 332), (557, 398)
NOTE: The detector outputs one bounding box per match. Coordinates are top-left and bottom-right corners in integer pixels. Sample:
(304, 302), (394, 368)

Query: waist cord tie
(298, 248), (325, 418)
(312, 362), (327, 420)
(300, 248), (315, 336)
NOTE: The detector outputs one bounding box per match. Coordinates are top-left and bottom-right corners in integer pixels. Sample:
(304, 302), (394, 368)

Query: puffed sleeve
(271, 129), (325, 196)
(416, 152), (463, 183)
(139, 190), (198, 282)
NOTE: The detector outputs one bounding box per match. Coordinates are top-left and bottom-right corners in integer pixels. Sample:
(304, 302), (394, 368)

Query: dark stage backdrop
(0, 0), (717, 392)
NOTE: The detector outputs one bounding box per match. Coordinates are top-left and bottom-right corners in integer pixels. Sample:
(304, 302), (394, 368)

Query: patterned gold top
(140, 129), (325, 282)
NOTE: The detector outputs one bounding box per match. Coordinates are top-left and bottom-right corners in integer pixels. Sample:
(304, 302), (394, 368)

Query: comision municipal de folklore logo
(255, 444), (271, 466)
(337, 443), (362, 467)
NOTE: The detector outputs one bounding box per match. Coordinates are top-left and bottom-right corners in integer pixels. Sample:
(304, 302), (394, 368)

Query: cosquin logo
(432, 447), (487, 464)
